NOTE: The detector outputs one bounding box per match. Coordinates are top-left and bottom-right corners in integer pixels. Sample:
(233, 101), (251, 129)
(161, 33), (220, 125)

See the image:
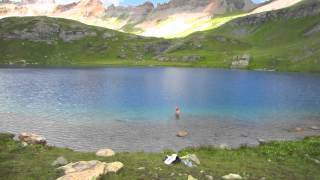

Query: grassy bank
(0, 133), (319, 179)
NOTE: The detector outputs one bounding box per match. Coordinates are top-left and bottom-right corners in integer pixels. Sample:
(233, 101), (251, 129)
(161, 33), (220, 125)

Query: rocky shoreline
(1, 112), (320, 152)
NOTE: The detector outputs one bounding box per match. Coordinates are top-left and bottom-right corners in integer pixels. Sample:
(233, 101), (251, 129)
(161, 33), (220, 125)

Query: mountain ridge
(0, 0), (297, 38)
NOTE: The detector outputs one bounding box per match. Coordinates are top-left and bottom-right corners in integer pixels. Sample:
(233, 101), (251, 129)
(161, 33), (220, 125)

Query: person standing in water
(175, 106), (181, 119)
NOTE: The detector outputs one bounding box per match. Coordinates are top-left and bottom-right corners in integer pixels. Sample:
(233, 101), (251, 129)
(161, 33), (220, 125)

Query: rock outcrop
(231, 54), (251, 68)
(233, 1), (320, 26)
(57, 161), (123, 180)
(304, 23), (320, 36)
(0, 17), (97, 43)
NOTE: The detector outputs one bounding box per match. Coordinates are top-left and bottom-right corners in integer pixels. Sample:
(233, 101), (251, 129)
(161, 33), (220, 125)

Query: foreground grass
(0, 133), (319, 179)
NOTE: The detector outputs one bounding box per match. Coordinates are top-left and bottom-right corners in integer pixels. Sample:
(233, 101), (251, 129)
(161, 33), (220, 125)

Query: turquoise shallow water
(1, 67), (320, 151)
(0, 67), (320, 123)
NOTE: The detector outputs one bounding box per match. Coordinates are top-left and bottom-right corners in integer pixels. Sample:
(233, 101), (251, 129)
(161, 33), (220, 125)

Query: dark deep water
(0, 68), (320, 151)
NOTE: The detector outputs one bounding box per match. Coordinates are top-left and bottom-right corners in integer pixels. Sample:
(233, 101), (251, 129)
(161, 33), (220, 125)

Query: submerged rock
(222, 173), (243, 180)
(176, 130), (189, 137)
(96, 148), (115, 157)
(288, 127), (305, 133)
(18, 132), (46, 145)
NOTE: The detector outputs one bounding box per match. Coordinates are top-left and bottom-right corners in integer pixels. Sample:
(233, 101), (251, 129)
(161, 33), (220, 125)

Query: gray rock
(0, 19), (97, 43)
(144, 41), (171, 55)
(304, 23), (320, 36)
(182, 55), (201, 62)
(59, 30), (96, 42)
(52, 156), (68, 166)
(231, 54), (251, 69)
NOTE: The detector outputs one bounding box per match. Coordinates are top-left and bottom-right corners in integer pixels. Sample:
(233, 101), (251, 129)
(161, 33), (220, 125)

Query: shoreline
(1, 64), (320, 74)
(1, 112), (319, 153)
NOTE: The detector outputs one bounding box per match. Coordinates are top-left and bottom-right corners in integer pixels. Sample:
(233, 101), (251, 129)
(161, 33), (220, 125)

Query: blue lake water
(0, 67), (320, 123)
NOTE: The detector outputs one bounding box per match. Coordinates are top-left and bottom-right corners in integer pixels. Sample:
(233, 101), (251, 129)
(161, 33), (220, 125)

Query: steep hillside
(0, 16), (160, 66)
(160, 0), (320, 72)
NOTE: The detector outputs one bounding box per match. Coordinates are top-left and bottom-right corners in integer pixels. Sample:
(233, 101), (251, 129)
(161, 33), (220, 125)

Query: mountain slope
(0, 0), (259, 38)
(0, 0), (307, 38)
(0, 0), (320, 72)
(160, 0), (320, 72)
(0, 16), (160, 66)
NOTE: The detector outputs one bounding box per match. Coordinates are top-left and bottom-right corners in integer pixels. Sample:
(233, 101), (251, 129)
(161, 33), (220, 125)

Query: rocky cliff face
(0, 17), (97, 43)
(232, 1), (320, 26)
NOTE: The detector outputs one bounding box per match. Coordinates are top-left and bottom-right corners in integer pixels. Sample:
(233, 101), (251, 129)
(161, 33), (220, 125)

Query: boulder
(105, 161), (124, 173)
(57, 160), (124, 180)
(18, 132), (46, 145)
(52, 156), (68, 166)
(222, 173), (243, 180)
(96, 148), (115, 157)
(176, 130), (189, 137)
